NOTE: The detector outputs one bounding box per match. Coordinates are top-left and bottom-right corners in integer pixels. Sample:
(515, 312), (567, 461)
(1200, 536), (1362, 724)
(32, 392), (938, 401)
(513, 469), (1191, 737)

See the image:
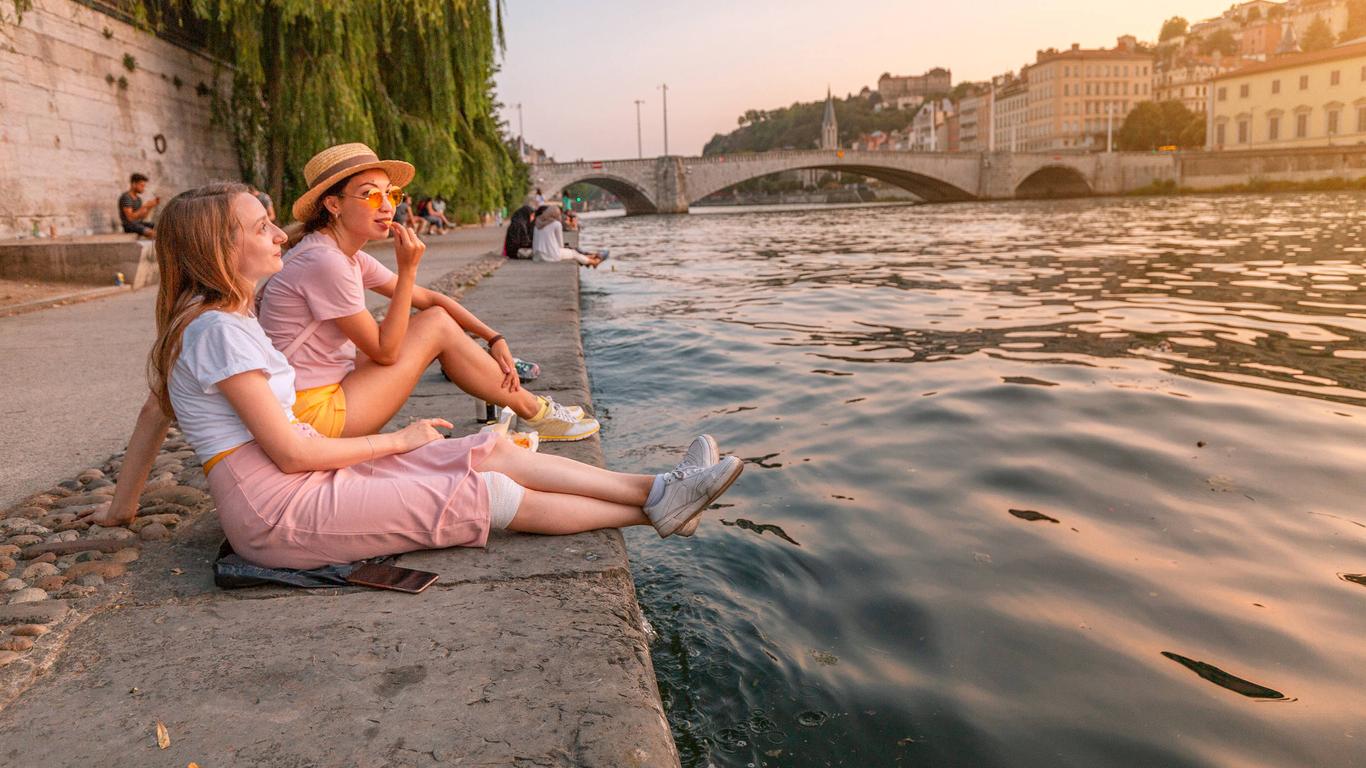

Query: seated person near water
(118, 173), (159, 238)
(531, 205), (604, 267)
(502, 200), (535, 258)
(417, 197), (447, 235)
(81, 182), (744, 567)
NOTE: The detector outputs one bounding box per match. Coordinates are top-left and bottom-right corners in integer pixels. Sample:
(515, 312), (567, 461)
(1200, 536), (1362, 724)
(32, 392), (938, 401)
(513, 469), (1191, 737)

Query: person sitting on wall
(119, 173), (159, 238)
(531, 205), (605, 267)
(430, 196), (454, 231)
(502, 200), (535, 258)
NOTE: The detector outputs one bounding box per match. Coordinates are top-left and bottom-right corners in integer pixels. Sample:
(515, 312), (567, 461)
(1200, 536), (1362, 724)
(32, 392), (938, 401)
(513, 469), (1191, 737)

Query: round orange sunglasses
(341, 188), (404, 209)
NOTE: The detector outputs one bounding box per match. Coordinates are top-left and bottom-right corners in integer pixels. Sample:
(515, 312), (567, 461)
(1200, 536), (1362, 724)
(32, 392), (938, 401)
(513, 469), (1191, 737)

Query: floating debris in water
(796, 710), (829, 727)
(742, 453), (784, 469)
(811, 369), (854, 376)
(1002, 376), (1059, 387)
(1339, 573), (1366, 588)
(809, 649), (839, 666)
(720, 518), (801, 547)
(1161, 651), (1289, 700)
(1009, 508), (1060, 524)
(1197, 441), (1207, 448)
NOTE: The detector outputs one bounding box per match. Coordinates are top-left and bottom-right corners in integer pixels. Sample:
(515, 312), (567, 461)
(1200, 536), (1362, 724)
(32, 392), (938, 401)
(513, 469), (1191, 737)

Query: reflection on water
(579, 194), (1366, 768)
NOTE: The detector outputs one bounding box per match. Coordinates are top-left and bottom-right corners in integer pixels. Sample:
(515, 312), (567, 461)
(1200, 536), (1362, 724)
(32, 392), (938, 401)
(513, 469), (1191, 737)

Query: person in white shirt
(82, 182), (743, 568)
(531, 206), (604, 267)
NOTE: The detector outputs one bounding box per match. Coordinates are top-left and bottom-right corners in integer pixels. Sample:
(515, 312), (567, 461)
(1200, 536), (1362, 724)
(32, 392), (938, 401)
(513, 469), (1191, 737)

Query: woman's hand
(489, 338), (520, 393)
(390, 222), (426, 274)
(392, 418), (453, 454)
(77, 500), (136, 528)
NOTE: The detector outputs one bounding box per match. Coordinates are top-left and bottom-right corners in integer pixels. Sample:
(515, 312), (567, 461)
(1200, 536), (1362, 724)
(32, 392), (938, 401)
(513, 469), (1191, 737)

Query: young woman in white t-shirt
(83, 183), (741, 569)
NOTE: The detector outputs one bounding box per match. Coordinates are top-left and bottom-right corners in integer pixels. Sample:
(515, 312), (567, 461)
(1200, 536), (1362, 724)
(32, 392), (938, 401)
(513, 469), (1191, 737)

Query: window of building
(1360, 105), (1366, 132)
(1269, 115), (1280, 140)
(1330, 70), (1340, 86)
(1328, 109), (1340, 135)
(1218, 86), (1227, 101)
(1297, 112), (1309, 138)
(1272, 79), (1280, 94)
(1238, 119), (1249, 143)
(1216, 123), (1226, 145)
(1240, 84), (1250, 98)
(1300, 75), (1309, 90)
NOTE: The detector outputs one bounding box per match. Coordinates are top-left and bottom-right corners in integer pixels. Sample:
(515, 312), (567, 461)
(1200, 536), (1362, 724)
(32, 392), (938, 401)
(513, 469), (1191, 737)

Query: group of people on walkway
(502, 200), (607, 266)
(87, 143), (742, 571)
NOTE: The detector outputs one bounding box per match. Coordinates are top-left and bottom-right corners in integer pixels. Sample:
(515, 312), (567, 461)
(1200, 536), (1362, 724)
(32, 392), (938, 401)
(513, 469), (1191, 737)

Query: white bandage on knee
(480, 471), (525, 529)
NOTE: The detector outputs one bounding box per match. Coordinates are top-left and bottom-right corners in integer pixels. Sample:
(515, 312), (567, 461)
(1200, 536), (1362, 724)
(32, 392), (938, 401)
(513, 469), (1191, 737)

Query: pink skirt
(208, 424), (498, 570)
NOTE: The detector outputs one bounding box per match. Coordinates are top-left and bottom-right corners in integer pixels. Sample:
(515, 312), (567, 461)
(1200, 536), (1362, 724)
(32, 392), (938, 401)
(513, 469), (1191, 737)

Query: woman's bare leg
(475, 437), (652, 506)
(506, 488), (648, 534)
(340, 308), (542, 436)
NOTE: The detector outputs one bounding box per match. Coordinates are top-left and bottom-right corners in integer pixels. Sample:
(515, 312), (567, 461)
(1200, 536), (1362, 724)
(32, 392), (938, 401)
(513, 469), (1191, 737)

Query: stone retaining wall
(0, 0), (239, 240)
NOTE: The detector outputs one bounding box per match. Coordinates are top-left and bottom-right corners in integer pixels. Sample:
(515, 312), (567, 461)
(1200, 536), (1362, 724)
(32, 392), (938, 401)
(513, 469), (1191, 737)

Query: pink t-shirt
(257, 232), (396, 390)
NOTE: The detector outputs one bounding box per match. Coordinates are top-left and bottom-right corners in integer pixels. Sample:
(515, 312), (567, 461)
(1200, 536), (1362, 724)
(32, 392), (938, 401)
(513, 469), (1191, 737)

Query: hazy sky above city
(494, 0), (1236, 160)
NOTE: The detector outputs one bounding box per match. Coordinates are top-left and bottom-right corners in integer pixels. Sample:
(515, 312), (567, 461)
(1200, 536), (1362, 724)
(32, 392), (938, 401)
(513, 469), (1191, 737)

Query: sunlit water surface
(576, 195), (1366, 768)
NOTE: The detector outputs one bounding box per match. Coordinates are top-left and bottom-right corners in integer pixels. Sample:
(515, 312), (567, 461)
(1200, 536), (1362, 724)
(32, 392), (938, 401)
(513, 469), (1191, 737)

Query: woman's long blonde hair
(148, 182), (253, 416)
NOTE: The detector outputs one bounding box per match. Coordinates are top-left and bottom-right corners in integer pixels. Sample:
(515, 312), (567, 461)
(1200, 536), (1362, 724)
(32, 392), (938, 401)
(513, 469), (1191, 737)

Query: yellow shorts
(292, 383), (347, 438)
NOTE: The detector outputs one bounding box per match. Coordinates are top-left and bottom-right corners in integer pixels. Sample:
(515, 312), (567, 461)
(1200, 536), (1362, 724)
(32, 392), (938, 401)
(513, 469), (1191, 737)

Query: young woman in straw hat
(254, 143), (598, 446)
(85, 183), (741, 566)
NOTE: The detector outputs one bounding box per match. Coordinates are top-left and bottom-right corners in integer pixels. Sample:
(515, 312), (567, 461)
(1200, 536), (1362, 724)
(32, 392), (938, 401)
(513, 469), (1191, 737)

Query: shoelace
(665, 465), (705, 482)
(547, 399), (581, 422)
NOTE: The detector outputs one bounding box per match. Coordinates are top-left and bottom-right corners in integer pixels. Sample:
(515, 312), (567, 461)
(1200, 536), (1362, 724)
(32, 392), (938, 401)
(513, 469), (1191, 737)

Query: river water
(576, 194), (1366, 768)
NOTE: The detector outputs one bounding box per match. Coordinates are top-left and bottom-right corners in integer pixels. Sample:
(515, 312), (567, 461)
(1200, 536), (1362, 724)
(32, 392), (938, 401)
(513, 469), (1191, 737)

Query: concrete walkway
(0, 234), (678, 765)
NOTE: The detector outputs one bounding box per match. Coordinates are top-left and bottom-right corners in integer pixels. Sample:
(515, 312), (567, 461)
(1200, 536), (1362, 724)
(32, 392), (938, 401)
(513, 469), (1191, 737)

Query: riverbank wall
(0, 0), (238, 240)
(0, 234), (680, 766)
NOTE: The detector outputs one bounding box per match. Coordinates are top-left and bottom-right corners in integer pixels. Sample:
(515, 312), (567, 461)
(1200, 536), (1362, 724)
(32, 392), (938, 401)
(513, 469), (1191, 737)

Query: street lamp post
(515, 102), (525, 160)
(658, 83), (669, 156)
(634, 99), (644, 158)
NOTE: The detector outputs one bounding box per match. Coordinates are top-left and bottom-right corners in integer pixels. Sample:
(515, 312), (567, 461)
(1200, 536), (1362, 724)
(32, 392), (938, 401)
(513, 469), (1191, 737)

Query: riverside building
(1019, 36), (1155, 151)
(1207, 40), (1366, 150)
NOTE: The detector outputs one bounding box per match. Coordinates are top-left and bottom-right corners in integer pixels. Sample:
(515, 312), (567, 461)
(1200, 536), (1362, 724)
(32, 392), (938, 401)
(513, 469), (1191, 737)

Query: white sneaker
(675, 435), (719, 537)
(521, 397), (600, 442)
(644, 456), (743, 538)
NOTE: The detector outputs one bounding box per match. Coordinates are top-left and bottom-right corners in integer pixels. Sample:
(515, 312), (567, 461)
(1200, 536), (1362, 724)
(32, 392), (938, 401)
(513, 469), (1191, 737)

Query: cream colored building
(1207, 40), (1366, 150)
(992, 76), (1029, 151)
(1020, 37), (1155, 151)
(1155, 57), (1231, 114)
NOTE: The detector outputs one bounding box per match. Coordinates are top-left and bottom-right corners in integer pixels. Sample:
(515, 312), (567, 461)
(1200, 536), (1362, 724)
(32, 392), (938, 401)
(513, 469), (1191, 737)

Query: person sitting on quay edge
(81, 181), (744, 561)
(502, 200), (535, 258)
(118, 173), (159, 238)
(416, 197), (447, 236)
(532, 205), (605, 267)
(393, 193), (414, 233)
(429, 195), (454, 231)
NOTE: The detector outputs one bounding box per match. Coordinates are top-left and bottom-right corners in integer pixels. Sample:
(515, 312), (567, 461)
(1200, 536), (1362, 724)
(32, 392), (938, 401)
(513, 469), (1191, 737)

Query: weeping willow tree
(188, 0), (525, 221)
(5, 0), (525, 220)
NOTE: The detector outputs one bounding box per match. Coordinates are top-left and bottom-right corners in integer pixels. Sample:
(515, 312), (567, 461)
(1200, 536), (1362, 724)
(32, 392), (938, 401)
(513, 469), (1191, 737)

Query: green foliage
(173, 0), (520, 218)
(1, 0), (31, 23)
(1159, 16), (1188, 42)
(1302, 17), (1337, 51)
(704, 95), (921, 156)
(122, 53), (137, 71)
(1117, 101), (1203, 150)
(1199, 29), (1239, 56)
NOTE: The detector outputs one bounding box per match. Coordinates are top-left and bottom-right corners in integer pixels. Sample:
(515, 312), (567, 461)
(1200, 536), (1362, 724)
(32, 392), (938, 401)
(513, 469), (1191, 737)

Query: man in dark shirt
(118, 173), (159, 238)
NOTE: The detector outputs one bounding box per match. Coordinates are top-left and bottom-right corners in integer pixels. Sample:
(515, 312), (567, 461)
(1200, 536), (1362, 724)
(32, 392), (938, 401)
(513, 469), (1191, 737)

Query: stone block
(0, 599), (68, 625)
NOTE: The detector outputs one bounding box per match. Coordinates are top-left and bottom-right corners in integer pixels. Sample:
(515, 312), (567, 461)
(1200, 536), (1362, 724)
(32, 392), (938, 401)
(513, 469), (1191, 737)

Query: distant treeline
(703, 94), (922, 156)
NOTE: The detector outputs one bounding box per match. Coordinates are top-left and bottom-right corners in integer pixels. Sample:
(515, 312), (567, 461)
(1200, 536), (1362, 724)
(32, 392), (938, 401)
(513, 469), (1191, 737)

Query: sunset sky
(495, 0), (1237, 160)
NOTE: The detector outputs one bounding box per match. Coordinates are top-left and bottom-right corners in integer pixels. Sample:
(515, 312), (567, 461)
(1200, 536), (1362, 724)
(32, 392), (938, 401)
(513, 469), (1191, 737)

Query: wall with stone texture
(0, 0), (239, 240)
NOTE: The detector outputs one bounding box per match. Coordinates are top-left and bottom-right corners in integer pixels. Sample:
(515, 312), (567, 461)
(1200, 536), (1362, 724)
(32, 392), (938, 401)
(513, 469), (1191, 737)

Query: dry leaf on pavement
(155, 720), (170, 749)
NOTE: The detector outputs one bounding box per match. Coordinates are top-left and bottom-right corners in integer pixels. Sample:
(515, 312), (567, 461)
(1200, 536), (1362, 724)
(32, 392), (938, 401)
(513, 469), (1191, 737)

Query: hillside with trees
(702, 94), (923, 156)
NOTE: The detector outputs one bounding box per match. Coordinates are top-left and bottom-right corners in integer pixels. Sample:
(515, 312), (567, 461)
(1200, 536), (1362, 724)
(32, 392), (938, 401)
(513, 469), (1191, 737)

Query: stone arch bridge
(531, 149), (1177, 214)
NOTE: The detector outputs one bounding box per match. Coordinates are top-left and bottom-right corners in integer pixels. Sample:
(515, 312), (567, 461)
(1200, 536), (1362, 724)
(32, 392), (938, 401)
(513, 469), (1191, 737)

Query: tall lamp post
(634, 99), (644, 158)
(515, 102), (525, 160)
(658, 83), (670, 156)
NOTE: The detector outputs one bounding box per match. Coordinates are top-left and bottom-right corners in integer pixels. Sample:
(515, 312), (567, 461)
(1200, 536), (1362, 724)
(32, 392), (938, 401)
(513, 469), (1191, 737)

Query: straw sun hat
(290, 142), (416, 222)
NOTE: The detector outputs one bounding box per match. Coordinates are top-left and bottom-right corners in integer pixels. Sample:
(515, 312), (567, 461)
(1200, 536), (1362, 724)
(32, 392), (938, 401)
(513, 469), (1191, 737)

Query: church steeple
(820, 86), (838, 150)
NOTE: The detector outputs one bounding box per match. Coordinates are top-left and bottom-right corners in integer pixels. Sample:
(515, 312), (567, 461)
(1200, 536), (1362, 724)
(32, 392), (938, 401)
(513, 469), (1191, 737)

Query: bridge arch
(542, 173), (659, 215)
(1014, 165), (1093, 199)
(688, 163), (977, 205)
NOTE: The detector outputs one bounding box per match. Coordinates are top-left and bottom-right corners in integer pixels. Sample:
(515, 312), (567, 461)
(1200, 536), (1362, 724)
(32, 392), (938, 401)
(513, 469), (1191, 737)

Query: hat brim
(290, 159), (416, 222)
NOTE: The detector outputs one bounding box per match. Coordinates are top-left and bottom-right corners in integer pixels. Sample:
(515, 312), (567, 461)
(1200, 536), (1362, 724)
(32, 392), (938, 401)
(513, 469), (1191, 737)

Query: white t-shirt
(170, 309), (297, 464)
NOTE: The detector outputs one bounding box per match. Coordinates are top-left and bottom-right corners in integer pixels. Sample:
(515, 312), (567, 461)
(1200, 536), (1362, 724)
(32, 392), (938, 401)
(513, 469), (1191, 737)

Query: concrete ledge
(0, 234), (157, 288)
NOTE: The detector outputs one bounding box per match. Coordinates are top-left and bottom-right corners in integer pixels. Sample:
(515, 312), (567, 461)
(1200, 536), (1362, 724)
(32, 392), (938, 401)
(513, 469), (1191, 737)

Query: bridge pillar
(652, 157), (689, 214)
(977, 152), (1018, 199)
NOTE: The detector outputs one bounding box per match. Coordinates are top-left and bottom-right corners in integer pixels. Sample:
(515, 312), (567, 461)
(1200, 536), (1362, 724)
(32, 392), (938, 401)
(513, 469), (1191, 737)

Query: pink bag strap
(280, 319), (322, 362)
